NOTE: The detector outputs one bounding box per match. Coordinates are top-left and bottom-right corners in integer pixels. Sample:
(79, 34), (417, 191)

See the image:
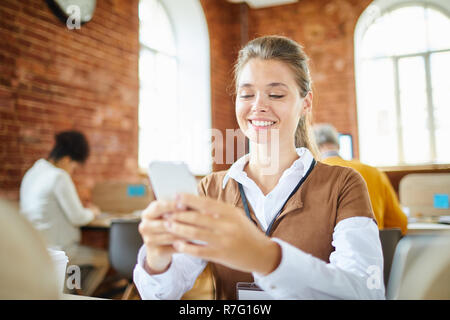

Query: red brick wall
(0, 0), (245, 201)
(200, 0), (242, 172)
(0, 0), (141, 201)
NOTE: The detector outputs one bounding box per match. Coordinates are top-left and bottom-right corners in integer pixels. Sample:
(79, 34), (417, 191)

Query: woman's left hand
(163, 193), (281, 275)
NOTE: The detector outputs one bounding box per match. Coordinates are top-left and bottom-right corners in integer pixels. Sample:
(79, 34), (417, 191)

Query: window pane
(138, 54), (178, 169)
(139, 0), (176, 55)
(139, 49), (155, 88)
(359, 58), (398, 166)
(361, 14), (395, 58)
(139, 87), (154, 127)
(138, 89), (181, 169)
(362, 6), (428, 58)
(426, 8), (450, 51)
(398, 56), (431, 164)
(358, 4), (450, 166)
(155, 54), (177, 101)
(431, 52), (450, 163)
(138, 126), (180, 169)
(389, 6), (427, 56)
(138, 0), (211, 174)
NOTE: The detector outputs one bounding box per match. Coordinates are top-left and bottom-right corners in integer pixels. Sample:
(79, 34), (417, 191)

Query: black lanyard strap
(238, 159), (316, 236)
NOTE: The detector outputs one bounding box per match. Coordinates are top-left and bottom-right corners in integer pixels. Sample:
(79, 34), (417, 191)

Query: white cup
(47, 248), (69, 293)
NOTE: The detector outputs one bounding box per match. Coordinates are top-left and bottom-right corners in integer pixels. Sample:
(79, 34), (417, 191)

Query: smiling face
(236, 58), (311, 146)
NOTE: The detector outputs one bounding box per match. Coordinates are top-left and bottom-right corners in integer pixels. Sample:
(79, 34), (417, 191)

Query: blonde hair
(233, 35), (319, 158)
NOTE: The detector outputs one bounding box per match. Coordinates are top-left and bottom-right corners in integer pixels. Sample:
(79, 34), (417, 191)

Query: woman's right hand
(138, 200), (183, 274)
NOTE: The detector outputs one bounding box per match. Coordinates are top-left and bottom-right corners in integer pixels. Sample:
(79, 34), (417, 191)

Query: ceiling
(227, 0), (299, 9)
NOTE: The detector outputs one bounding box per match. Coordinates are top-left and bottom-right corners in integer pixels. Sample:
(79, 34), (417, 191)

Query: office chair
(386, 234), (450, 299)
(108, 219), (143, 299)
(379, 228), (403, 288)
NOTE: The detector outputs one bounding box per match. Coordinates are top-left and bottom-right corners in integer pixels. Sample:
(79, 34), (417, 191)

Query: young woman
(134, 36), (385, 300)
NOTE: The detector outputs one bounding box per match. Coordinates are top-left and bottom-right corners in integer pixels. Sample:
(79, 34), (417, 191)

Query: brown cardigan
(197, 161), (376, 300)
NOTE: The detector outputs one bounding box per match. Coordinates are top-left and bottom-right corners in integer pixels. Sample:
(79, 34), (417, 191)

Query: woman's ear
(301, 91), (313, 115)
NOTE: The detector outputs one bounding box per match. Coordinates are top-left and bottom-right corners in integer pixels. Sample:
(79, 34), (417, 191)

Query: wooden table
(86, 211), (142, 228)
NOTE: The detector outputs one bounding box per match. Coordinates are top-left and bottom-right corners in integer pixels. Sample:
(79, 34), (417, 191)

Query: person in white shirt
(20, 130), (108, 296)
(133, 36), (386, 300)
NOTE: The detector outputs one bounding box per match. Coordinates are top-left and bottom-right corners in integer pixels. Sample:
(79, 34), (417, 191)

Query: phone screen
(148, 161), (206, 245)
(148, 161), (198, 201)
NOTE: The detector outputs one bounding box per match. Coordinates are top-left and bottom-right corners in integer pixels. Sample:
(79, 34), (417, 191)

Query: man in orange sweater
(313, 124), (408, 235)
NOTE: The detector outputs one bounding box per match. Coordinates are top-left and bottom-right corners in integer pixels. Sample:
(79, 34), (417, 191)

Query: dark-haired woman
(20, 130), (108, 296)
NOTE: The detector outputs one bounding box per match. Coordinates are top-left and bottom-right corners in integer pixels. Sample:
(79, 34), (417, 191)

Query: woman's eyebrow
(267, 82), (288, 88)
(238, 83), (288, 88)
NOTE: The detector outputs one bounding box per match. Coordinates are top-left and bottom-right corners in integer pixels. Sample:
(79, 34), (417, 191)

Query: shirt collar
(222, 147), (314, 189)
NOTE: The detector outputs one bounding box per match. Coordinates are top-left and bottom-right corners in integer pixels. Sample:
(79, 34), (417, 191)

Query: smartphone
(148, 161), (198, 201)
(148, 161), (206, 245)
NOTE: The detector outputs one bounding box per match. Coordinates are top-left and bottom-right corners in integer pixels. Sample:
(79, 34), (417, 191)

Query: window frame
(137, 0), (212, 175)
(355, 1), (450, 166)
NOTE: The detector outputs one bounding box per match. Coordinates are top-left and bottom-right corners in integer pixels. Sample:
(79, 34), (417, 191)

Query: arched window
(355, 1), (450, 166)
(138, 0), (211, 175)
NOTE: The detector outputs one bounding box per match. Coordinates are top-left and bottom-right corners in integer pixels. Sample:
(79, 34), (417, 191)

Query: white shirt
(19, 159), (94, 250)
(133, 148), (386, 299)
(222, 147), (315, 231)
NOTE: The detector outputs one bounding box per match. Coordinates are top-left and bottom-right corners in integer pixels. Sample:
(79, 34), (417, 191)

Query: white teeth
(251, 120), (275, 127)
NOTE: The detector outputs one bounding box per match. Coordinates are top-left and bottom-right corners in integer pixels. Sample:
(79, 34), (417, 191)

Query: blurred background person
(313, 123), (408, 235)
(19, 130), (108, 296)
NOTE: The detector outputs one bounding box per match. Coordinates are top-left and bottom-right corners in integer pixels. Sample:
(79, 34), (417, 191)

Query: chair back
(108, 219), (143, 280)
(379, 228), (402, 287)
(387, 234), (450, 299)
